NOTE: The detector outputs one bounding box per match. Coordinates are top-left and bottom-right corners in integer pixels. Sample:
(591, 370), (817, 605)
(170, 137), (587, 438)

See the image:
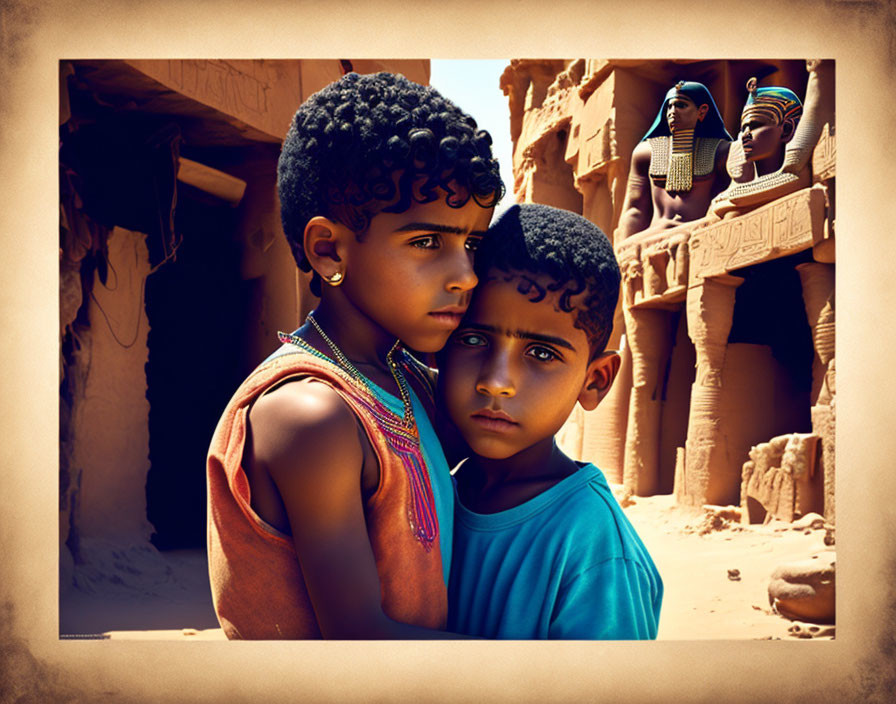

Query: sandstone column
(581, 336), (631, 484)
(679, 274), (743, 507)
(796, 261), (836, 521)
(795, 262), (835, 405)
(622, 306), (673, 496)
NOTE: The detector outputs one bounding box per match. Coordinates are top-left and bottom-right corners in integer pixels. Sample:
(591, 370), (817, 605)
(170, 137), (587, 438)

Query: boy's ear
(577, 351), (620, 412)
(304, 216), (348, 281)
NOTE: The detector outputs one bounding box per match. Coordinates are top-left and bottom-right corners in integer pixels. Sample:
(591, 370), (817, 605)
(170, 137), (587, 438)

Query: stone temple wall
(59, 59), (431, 596)
(502, 59), (835, 524)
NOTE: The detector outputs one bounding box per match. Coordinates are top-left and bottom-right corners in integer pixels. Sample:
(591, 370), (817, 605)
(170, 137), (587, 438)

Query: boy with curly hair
(207, 71), (503, 639)
(438, 203), (663, 639)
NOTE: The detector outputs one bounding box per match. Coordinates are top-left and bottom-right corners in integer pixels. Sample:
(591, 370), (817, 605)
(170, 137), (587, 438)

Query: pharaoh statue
(611, 82), (731, 497)
(711, 77), (808, 214)
(617, 81), (732, 239)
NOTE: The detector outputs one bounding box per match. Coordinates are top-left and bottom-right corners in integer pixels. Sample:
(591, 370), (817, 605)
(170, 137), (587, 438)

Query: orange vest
(206, 346), (447, 639)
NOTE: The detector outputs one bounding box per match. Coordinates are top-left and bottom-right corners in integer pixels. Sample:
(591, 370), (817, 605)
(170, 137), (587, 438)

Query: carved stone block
(768, 553), (835, 624)
(689, 186), (826, 283)
(643, 248), (670, 298)
(126, 59), (302, 142)
(575, 70), (619, 180)
(616, 223), (696, 309)
(811, 404), (836, 523)
(741, 433), (821, 524)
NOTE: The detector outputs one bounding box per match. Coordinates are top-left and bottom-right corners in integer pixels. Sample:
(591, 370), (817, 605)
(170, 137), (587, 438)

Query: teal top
(367, 377), (454, 585)
(448, 463), (662, 639)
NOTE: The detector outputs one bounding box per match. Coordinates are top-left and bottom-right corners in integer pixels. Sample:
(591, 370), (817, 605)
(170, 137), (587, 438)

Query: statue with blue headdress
(711, 74), (820, 215)
(617, 80), (733, 239)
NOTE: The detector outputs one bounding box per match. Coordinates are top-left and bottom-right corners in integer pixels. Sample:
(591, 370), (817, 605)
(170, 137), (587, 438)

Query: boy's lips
(470, 408), (518, 432)
(428, 305), (467, 327)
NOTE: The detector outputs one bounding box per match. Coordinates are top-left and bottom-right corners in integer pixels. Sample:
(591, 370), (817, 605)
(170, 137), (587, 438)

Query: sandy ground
(60, 547), (224, 640)
(620, 491), (835, 640)
(59, 493), (834, 641)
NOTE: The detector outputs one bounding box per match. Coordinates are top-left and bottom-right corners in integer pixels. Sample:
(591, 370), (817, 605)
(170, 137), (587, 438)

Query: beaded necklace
(276, 317), (438, 549)
(281, 313), (415, 429)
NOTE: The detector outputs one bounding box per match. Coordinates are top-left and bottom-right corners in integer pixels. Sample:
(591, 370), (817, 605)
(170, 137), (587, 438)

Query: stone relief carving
(741, 433), (821, 523)
(505, 59), (835, 527)
(690, 186), (826, 282)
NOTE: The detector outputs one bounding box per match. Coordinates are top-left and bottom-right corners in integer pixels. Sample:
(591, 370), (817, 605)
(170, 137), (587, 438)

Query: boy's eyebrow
(465, 323), (576, 352)
(393, 222), (487, 236)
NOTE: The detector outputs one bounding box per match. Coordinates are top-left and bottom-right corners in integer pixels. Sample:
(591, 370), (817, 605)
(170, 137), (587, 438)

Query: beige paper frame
(2, 0), (894, 700)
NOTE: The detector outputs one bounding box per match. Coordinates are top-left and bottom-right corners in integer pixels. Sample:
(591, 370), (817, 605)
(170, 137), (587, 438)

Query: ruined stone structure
(503, 59), (835, 523)
(59, 60), (429, 607)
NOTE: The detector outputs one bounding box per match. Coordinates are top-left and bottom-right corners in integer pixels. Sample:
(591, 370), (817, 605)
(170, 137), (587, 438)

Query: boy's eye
(410, 235), (439, 249)
(527, 345), (559, 363)
(464, 236), (482, 252)
(458, 332), (487, 347)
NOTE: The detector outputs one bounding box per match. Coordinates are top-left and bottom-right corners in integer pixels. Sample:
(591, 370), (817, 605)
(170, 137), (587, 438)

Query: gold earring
(325, 271), (344, 286)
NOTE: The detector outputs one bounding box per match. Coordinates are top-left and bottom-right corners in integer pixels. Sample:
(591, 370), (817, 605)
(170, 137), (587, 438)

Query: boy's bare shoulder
(248, 378), (362, 475)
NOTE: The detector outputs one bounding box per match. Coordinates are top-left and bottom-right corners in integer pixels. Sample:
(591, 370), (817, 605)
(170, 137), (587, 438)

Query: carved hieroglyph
(689, 185), (826, 283)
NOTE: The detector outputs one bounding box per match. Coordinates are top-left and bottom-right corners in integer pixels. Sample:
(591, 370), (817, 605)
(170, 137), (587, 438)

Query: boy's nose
(446, 248), (478, 293)
(475, 355), (515, 398)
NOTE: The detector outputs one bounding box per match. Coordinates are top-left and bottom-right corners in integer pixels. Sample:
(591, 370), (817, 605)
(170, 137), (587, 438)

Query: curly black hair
(474, 203), (620, 356)
(277, 71), (505, 295)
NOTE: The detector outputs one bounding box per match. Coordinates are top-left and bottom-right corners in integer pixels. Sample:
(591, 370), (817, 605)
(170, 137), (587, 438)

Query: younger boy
(438, 203), (662, 639)
(207, 72), (503, 639)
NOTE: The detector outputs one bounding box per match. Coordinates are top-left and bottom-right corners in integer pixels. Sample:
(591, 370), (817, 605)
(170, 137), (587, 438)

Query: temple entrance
(721, 252), (815, 484)
(728, 252), (814, 424)
(144, 188), (251, 550)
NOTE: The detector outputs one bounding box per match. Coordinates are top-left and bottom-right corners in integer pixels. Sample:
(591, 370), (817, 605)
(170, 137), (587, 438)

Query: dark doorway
(728, 251), (815, 434)
(145, 187), (251, 549)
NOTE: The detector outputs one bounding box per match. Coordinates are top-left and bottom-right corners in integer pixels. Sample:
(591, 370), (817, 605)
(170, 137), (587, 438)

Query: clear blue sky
(429, 60), (515, 217)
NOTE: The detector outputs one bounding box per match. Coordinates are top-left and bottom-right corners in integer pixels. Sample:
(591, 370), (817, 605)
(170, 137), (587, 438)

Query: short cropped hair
(277, 71), (504, 294)
(475, 203), (620, 355)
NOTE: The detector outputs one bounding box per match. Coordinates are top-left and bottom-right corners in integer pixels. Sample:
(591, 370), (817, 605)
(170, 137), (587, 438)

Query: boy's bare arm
(248, 380), (469, 639)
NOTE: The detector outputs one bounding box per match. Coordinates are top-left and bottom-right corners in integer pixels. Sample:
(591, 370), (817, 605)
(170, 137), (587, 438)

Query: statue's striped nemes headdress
(741, 77), (803, 133)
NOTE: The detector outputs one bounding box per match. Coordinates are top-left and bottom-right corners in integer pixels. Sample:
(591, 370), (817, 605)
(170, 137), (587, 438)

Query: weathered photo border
(2, 0), (894, 700)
